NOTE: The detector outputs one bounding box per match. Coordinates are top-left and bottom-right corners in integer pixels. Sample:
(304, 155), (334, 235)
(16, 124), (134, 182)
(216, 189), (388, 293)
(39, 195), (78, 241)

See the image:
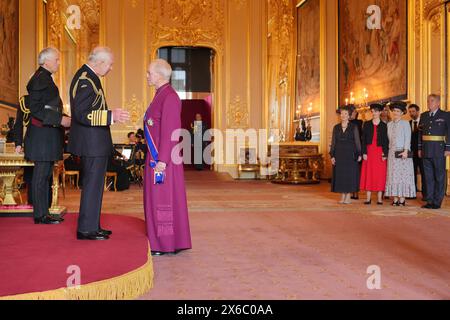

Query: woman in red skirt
(360, 104), (389, 204)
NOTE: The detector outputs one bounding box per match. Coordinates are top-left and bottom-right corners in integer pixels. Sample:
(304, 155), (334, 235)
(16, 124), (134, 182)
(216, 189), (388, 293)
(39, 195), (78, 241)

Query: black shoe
(364, 200), (371, 205)
(377, 201), (383, 205)
(151, 251), (166, 256)
(392, 201), (399, 206)
(351, 196), (359, 200)
(422, 203), (434, 209)
(398, 201), (406, 206)
(48, 214), (64, 222)
(34, 216), (61, 225)
(431, 204), (441, 210)
(98, 228), (112, 236)
(77, 231), (109, 240)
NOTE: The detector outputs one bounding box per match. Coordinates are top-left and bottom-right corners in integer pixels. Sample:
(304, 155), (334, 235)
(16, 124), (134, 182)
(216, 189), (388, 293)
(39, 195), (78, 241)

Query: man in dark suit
(191, 113), (209, 170)
(24, 47), (71, 224)
(418, 94), (450, 209)
(68, 47), (129, 240)
(408, 104), (425, 198)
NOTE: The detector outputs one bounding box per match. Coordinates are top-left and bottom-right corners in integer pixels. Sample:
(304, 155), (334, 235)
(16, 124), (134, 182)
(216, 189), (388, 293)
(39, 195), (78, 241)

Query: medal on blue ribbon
(144, 119), (165, 185)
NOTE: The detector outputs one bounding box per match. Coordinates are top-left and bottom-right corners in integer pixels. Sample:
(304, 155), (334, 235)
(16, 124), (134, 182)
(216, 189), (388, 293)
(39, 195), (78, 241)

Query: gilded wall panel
(267, 0), (295, 141)
(0, 0), (19, 106)
(226, 0), (250, 129)
(44, 0), (100, 105)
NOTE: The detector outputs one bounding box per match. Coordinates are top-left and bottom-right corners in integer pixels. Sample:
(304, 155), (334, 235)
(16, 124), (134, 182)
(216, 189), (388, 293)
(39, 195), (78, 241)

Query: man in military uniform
(68, 47), (129, 240)
(418, 94), (450, 209)
(13, 95), (52, 206)
(24, 47), (71, 224)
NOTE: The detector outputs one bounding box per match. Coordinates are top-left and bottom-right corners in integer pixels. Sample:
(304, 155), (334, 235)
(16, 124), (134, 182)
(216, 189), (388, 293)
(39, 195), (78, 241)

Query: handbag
(394, 151), (412, 158)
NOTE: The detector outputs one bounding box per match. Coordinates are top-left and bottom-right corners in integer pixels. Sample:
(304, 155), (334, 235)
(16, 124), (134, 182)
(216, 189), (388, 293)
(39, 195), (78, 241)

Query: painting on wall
(295, 0), (320, 141)
(338, 0), (407, 105)
(0, 0), (19, 107)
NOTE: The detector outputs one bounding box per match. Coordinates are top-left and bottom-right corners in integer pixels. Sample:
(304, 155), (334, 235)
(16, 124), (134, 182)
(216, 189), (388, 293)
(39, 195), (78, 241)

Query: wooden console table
(271, 142), (324, 185)
(0, 153), (66, 215)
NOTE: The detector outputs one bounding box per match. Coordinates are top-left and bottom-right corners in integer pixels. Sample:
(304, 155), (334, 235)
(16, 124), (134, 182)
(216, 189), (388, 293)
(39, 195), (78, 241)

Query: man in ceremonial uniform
(418, 94), (450, 209)
(24, 47), (71, 224)
(68, 47), (129, 240)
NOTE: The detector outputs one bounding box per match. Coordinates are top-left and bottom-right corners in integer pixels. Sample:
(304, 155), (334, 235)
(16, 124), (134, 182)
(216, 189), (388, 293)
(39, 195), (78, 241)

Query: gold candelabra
(345, 88), (371, 121)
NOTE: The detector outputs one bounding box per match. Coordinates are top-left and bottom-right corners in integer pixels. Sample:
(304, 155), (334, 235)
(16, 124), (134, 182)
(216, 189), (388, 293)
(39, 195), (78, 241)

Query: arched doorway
(157, 46), (216, 170)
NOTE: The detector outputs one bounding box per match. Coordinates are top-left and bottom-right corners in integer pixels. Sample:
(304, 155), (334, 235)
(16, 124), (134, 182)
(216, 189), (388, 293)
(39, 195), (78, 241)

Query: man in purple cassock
(144, 59), (192, 256)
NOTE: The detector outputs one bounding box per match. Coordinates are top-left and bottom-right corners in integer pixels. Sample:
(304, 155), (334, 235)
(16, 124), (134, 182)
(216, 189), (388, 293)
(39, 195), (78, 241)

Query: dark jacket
(361, 120), (389, 157)
(67, 64), (113, 157)
(24, 67), (64, 161)
(418, 109), (450, 158)
(409, 118), (420, 155)
(329, 122), (362, 158)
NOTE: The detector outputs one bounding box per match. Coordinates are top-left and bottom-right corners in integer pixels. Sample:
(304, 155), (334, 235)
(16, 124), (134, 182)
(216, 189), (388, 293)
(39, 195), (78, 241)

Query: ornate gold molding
(125, 94), (145, 126)
(147, 0), (225, 54)
(227, 95), (249, 129)
(266, 0), (295, 139)
(44, 0), (100, 103)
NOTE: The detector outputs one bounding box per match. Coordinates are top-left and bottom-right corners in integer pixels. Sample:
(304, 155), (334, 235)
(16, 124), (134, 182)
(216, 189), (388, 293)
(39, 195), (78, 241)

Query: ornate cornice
(148, 0), (225, 54)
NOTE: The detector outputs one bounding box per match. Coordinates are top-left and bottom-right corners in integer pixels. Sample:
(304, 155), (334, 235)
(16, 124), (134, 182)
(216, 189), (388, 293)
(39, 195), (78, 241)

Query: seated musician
(106, 148), (131, 191)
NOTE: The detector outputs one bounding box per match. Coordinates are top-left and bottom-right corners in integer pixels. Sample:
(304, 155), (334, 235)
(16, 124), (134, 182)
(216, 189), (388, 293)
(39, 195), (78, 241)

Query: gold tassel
(1, 247), (154, 300)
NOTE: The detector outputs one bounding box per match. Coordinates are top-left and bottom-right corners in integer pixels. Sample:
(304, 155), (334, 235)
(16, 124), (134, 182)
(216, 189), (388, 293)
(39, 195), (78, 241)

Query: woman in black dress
(330, 106), (362, 204)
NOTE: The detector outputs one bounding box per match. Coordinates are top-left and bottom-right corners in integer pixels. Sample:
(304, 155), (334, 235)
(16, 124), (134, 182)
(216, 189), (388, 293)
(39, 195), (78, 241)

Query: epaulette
(72, 72), (106, 111)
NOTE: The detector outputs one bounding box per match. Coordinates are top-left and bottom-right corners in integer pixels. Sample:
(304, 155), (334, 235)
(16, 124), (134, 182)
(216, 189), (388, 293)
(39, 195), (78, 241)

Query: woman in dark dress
(330, 106), (362, 204)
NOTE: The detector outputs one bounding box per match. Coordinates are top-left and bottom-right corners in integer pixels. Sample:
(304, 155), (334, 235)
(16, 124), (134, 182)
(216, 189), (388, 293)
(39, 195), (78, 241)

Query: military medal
(147, 118), (154, 127)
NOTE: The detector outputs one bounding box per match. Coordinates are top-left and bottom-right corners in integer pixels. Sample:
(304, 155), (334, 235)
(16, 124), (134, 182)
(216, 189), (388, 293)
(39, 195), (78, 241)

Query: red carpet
(0, 214), (153, 299)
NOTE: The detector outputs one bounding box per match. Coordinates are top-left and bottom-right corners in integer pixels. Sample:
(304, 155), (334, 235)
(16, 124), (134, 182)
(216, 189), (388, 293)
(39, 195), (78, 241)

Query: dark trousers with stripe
(77, 157), (108, 233)
(422, 157), (447, 207)
(32, 161), (54, 219)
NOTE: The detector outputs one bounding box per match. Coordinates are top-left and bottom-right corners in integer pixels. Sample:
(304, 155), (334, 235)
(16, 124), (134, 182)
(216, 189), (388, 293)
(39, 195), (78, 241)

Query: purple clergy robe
(143, 84), (192, 253)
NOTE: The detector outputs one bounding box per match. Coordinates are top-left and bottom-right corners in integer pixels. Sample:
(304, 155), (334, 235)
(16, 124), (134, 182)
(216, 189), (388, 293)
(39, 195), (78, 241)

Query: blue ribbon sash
(144, 121), (165, 184)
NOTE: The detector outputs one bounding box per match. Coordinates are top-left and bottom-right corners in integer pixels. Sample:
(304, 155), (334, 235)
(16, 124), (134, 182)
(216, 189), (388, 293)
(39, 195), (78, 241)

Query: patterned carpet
(62, 170), (450, 299)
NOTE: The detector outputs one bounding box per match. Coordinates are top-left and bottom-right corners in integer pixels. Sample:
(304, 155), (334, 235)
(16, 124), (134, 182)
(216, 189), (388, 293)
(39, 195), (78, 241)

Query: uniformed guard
(418, 94), (450, 209)
(67, 47), (129, 240)
(13, 95), (51, 206)
(24, 47), (71, 224)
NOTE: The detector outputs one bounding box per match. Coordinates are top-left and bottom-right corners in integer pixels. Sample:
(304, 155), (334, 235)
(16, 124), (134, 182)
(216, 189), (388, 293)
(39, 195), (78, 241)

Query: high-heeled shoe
(364, 200), (371, 205)
(377, 201), (383, 205)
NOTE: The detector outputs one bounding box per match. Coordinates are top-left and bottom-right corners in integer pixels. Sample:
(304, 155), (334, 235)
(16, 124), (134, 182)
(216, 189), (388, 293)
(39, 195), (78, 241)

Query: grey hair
(38, 47), (59, 66)
(150, 59), (172, 81)
(428, 94), (441, 102)
(88, 46), (113, 64)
